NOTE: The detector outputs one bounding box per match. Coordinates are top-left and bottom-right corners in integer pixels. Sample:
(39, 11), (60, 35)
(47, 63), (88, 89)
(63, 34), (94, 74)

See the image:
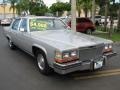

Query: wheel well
(86, 28), (95, 32)
(6, 36), (10, 40)
(6, 36), (9, 40)
(32, 46), (45, 57)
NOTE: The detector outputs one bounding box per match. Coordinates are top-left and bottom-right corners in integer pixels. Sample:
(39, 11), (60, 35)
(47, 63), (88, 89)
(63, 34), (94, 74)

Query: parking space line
(74, 72), (120, 80)
(72, 69), (120, 80)
(72, 69), (120, 77)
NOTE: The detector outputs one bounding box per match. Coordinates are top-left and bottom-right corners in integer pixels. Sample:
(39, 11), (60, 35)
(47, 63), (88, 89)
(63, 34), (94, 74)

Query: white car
(101, 16), (110, 25)
(1, 18), (12, 25)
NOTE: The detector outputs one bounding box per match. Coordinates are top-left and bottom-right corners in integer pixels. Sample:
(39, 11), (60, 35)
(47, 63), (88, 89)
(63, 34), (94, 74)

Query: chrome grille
(79, 44), (104, 61)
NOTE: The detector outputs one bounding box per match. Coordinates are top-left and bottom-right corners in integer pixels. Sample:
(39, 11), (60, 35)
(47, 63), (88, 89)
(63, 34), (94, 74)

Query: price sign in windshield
(29, 19), (48, 31)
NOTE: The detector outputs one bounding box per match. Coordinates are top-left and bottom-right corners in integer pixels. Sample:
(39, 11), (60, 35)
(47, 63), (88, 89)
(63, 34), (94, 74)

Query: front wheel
(36, 51), (52, 75)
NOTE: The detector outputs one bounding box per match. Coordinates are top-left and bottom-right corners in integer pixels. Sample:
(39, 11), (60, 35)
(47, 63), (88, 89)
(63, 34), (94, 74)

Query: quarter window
(20, 18), (27, 31)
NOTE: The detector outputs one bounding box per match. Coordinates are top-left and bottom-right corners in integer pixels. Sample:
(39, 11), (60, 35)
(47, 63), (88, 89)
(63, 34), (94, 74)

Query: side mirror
(19, 28), (25, 32)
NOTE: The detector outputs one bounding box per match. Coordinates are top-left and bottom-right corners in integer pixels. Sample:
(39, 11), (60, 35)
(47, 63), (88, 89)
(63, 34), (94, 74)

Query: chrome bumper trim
(53, 56), (106, 74)
(104, 52), (117, 58)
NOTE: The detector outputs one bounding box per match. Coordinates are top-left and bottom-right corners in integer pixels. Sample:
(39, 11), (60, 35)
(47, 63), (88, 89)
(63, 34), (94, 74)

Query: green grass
(93, 26), (120, 42)
(93, 32), (120, 42)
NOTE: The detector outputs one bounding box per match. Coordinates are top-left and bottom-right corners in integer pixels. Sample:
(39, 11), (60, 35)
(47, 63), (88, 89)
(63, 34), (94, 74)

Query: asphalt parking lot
(0, 26), (120, 90)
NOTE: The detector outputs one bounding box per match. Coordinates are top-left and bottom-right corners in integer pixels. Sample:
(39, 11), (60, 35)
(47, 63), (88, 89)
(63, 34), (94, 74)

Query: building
(0, 3), (16, 19)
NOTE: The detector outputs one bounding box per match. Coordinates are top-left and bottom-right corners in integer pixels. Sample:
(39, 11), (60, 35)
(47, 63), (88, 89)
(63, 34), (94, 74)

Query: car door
(10, 19), (21, 45)
(17, 18), (32, 53)
(76, 18), (84, 32)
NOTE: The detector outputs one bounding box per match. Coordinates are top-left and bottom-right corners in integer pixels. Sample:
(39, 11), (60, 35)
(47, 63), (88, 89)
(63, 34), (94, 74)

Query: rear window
(29, 18), (66, 31)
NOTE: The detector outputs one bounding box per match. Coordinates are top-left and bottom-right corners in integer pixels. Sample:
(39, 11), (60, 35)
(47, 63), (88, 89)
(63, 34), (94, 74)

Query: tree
(50, 2), (71, 16)
(7, 0), (18, 18)
(117, 0), (120, 30)
(15, 0), (48, 16)
(15, 2), (22, 15)
(76, 0), (92, 17)
(29, 0), (48, 16)
(82, 0), (92, 17)
(76, 0), (82, 17)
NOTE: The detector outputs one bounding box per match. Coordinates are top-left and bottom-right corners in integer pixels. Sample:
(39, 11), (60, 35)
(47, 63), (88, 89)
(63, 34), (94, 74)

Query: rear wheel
(36, 51), (52, 75)
(86, 29), (93, 34)
(8, 39), (15, 49)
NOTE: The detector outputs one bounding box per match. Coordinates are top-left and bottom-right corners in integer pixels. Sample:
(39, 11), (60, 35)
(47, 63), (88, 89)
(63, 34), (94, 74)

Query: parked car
(94, 15), (101, 25)
(100, 16), (110, 25)
(65, 17), (96, 34)
(4, 16), (116, 75)
(1, 18), (12, 26)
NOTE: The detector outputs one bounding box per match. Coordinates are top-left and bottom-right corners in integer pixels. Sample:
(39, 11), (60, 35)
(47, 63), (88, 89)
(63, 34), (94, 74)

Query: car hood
(31, 30), (113, 51)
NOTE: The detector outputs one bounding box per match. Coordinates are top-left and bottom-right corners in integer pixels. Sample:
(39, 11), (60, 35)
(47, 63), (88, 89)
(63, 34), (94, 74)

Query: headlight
(63, 52), (70, 58)
(55, 50), (79, 64)
(105, 46), (109, 50)
(109, 45), (112, 49)
(71, 51), (77, 57)
(103, 44), (113, 53)
(55, 51), (62, 59)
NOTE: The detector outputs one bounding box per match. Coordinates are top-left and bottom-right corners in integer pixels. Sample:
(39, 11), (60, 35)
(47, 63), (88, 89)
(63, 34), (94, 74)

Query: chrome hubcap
(37, 54), (45, 70)
(9, 40), (12, 47)
(87, 29), (92, 34)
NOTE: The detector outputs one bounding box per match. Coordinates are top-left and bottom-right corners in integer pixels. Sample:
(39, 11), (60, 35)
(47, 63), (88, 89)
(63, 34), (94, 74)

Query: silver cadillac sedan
(4, 16), (116, 75)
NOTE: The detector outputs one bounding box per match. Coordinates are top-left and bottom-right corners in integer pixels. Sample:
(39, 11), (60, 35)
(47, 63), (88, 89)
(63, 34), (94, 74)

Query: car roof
(16, 15), (57, 19)
(76, 17), (90, 19)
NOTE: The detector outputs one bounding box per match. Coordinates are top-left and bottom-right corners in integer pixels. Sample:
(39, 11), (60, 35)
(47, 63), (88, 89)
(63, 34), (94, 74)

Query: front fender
(32, 44), (47, 55)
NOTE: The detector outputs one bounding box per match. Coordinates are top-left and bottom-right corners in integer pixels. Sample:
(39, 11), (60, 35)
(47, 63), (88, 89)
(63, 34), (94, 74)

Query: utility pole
(91, 0), (95, 24)
(104, 0), (109, 31)
(117, 0), (120, 30)
(71, 0), (76, 32)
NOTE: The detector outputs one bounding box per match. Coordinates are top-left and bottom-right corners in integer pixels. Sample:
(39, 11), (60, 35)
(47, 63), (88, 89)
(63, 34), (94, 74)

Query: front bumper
(53, 56), (106, 75)
(104, 51), (117, 58)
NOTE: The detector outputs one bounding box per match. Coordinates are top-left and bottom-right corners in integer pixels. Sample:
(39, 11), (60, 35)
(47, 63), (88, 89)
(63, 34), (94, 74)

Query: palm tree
(82, 0), (92, 17)
(76, 0), (92, 17)
(76, 0), (82, 17)
(8, 0), (17, 18)
(29, 0), (46, 15)
(16, 0), (30, 15)
(15, 1), (22, 15)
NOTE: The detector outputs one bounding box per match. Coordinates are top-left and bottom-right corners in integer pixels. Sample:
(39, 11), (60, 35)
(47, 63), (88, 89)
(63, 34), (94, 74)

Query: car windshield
(29, 18), (67, 32)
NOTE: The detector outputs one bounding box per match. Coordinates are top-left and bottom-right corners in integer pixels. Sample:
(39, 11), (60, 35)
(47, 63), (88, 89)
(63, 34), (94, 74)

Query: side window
(12, 19), (20, 30)
(20, 18), (27, 32)
(76, 18), (82, 23)
(54, 19), (65, 29)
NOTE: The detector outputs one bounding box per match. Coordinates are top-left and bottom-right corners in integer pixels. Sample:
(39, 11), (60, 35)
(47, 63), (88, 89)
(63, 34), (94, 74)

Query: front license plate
(94, 60), (103, 69)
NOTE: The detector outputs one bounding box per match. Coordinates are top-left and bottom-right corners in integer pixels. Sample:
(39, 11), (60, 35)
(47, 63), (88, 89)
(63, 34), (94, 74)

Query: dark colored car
(66, 17), (95, 34)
